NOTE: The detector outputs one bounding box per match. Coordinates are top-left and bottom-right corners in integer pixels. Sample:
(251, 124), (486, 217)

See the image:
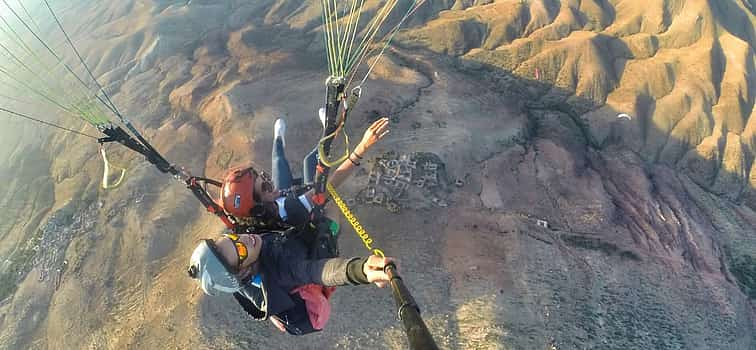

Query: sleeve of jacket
(233, 291), (265, 320)
(278, 257), (370, 288)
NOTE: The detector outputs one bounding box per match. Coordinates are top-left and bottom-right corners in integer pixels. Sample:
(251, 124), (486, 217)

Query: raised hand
(355, 117), (390, 156)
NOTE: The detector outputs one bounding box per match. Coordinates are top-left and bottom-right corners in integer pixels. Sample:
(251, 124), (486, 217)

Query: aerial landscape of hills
(0, 0), (754, 349)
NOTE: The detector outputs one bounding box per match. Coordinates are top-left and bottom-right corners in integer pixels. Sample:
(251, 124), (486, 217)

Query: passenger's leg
(303, 147), (319, 185)
(272, 119), (293, 190)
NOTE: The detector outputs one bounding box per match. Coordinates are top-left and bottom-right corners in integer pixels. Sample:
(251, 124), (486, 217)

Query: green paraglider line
(0, 0), (114, 131)
(320, 9), (334, 76)
(322, 0), (340, 76)
(0, 1), (240, 234)
(344, 0), (398, 73)
(354, 0), (427, 87)
(343, 0), (366, 73)
(331, 0), (345, 77)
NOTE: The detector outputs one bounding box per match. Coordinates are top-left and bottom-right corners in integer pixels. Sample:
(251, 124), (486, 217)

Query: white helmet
(187, 240), (241, 296)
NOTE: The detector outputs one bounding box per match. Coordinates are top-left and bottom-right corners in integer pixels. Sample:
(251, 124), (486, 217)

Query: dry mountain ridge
(0, 0), (754, 349)
(398, 0), (756, 205)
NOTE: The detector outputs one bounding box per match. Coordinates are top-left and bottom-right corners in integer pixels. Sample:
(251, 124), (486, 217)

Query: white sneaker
(318, 108), (326, 129)
(274, 118), (286, 147)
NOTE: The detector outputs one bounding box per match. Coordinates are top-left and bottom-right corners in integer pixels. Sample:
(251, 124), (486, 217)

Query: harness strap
(185, 176), (235, 229)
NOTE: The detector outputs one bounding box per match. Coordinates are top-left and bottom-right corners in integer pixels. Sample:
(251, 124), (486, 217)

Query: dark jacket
(233, 232), (368, 321)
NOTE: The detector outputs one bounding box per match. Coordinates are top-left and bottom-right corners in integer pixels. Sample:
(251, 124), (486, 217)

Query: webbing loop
(100, 146), (126, 189)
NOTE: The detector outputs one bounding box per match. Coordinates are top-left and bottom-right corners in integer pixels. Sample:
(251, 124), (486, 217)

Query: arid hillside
(0, 1), (754, 349)
(404, 0), (756, 201)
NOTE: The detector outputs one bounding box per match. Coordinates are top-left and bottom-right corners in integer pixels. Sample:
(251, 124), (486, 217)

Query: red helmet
(219, 166), (270, 218)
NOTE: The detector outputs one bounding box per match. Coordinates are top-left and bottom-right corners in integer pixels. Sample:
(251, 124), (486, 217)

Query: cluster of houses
(363, 153), (447, 212)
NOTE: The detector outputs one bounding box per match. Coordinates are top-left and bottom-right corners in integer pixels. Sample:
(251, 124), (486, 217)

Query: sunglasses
(228, 167), (274, 218)
(252, 172), (274, 202)
(249, 169), (273, 217)
(225, 233), (257, 268)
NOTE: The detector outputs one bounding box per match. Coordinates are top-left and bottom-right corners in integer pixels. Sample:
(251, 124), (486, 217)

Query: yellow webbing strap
(100, 147), (126, 189)
(317, 127), (350, 167)
(326, 182), (384, 257)
(317, 84), (361, 168)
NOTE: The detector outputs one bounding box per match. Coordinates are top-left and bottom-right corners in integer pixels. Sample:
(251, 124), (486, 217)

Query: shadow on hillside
(708, 0), (756, 44)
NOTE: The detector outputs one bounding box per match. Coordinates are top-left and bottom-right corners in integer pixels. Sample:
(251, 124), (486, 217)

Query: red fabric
(291, 284), (336, 330)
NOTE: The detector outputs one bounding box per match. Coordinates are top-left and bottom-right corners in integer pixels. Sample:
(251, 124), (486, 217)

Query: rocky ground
(0, 1), (754, 349)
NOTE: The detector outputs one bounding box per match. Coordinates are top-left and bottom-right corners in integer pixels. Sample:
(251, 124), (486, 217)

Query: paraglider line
(0, 43), (100, 122)
(0, 0), (119, 118)
(16, 0), (41, 34)
(357, 0), (426, 86)
(42, 0), (123, 120)
(0, 106), (98, 139)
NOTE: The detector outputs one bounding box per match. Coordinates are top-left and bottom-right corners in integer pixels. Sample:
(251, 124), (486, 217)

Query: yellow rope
(327, 182), (385, 257)
(317, 125), (350, 167)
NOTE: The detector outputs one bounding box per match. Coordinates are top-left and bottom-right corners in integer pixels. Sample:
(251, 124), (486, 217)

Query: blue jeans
(272, 137), (319, 191)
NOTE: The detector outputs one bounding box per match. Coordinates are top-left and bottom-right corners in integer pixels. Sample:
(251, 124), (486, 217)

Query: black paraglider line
(0, 66), (80, 117)
(42, 0), (123, 121)
(0, 106), (98, 139)
(0, 42), (97, 120)
(0, 1), (237, 231)
(15, 0), (41, 34)
(0, 13), (35, 56)
(0, 14), (107, 125)
(0, 0), (120, 119)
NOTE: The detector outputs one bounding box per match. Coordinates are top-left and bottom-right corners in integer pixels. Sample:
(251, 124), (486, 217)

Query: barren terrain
(0, 1), (754, 349)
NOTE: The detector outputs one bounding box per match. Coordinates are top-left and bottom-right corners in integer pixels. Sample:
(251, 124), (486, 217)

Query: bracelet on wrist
(351, 151), (363, 159)
(348, 156), (361, 166)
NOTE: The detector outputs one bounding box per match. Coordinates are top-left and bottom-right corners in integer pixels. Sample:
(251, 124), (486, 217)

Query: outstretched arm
(327, 117), (390, 189)
(277, 255), (395, 288)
